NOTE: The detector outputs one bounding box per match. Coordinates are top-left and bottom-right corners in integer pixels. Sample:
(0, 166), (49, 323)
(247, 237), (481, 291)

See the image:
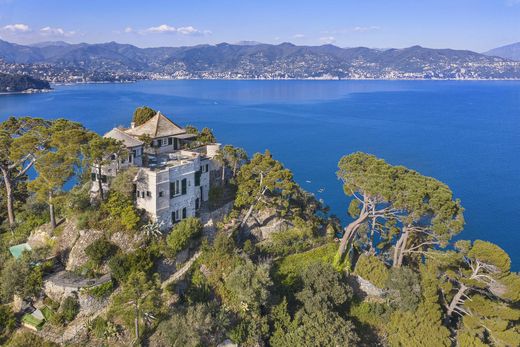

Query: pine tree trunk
(337, 211), (368, 259)
(97, 165), (104, 200)
(221, 164), (225, 185)
(1, 166), (16, 227)
(134, 303), (140, 342)
(393, 227), (410, 268)
(49, 191), (56, 229)
(446, 283), (467, 319)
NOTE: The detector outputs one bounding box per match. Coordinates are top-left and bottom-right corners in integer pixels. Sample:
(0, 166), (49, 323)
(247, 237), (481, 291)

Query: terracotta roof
(125, 112), (186, 138)
(104, 127), (144, 147)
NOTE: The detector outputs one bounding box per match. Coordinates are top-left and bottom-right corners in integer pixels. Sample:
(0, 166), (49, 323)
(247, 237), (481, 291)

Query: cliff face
(0, 72), (51, 92)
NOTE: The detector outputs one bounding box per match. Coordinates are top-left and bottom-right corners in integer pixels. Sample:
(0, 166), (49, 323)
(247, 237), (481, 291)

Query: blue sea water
(1, 80), (519, 270)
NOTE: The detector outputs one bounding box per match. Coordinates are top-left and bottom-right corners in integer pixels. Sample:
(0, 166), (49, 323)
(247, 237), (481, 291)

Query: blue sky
(0, 0), (519, 51)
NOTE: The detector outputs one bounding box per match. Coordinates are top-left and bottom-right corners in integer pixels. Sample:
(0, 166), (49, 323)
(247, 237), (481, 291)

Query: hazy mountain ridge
(1, 39), (520, 81)
(484, 42), (520, 61)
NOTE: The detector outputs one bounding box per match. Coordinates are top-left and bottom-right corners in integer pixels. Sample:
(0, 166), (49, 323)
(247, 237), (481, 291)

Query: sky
(0, 0), (519, 52)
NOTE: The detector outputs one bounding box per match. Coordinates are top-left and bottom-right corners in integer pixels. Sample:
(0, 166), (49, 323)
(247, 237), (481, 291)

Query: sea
(1, 80), (519, 270)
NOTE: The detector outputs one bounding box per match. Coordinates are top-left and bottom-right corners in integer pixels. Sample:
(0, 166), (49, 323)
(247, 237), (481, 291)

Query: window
(110, 154), (116, 160)
(146, 191), (151, 197)
(172, 210), (180, 223)
(195, 170), (201, 186)
(132, 149), (137, 157)
(136, 190), (140, 198)
(205, 164), (209, 172)
(141, 191), (145, 198)
(91, 173), (96, 181)
(181, 178), (187, 195)
(170, 180), (181, 198)
(159, 191), (164, 198)
(101, 175), (107, 183)
(182, 207), (187, 219)
(168, 137), (173, 145)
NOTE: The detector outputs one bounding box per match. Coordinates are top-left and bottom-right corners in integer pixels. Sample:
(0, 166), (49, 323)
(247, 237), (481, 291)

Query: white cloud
(40, 26), (76, 37)
(143, 24), (211, 35)
(293, 33), (305, 39)
(1, 23), (30, 32)
(124, 27), (134, 33)
(319, 36), (336, 44)
(145, 24), (177, 33)
(353, 26), (381, 32)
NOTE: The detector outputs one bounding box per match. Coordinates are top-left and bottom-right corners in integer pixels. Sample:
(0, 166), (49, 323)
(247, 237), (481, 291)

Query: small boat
(318, 188), (325, 193)
(306, 180), (312, 183)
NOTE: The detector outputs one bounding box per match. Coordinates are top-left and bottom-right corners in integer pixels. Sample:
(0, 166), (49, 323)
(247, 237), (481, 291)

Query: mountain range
(1, 39), (520, 81)
(484, 42), (520, 61)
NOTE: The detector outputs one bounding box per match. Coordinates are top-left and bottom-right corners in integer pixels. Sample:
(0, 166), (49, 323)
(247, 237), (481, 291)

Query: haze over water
(1, 80), (519, 269)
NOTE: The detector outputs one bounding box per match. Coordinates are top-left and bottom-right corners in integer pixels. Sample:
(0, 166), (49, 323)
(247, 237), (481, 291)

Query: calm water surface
(1, 80), (519, 269)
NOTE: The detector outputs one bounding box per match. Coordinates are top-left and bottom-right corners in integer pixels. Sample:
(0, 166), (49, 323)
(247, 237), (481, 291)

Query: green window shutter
(181, 178), (187, 195)
(195, 170), (201, 186)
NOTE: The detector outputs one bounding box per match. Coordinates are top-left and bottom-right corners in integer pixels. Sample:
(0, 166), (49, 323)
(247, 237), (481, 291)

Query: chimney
(130, 122), (135, 128)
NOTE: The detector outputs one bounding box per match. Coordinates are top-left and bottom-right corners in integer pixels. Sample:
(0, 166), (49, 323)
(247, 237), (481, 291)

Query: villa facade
(91, 112), (220, 227)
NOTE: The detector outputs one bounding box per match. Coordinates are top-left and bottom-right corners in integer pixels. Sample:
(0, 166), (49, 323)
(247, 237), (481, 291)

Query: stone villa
(91, 112), (220, 227)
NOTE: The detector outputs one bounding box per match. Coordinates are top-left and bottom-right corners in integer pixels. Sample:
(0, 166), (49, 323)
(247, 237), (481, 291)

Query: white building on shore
(91, 112), (220, 227)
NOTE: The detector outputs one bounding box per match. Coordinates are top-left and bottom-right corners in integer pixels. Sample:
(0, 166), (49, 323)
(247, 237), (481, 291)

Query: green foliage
(85, 238), (119, 266)
(336, 152), (464, 266)
(270, 263), (358, 347)
(0, 304), (16, 342)
(110, 166), (139, 199)
(102, 191), (140, 231)
(150, 303), (228, 347)
(108, 248), (155, 283)
(354, 254), (390, 288)
(199, 233), (243, 304)
(132, 106), (157, 126)
(110, 271), (163, 341)
(275, 243), (338, 289)
(386, 267), (422, 312)
(6, 331), (59, 347)
(197, 127), (216, 144)
(258, 217), (318, 256)
(60, 296), (80, 322)
(224, 259), (272, 313)
(235, 150), (297, 215)
(166, 217), (203, 255)
(385, 263), (451, 347)
(467, 240), (511, 273)
(0, 253), (42, 302)
(86, 281), (114, 299)
(50, 296), (80, 325)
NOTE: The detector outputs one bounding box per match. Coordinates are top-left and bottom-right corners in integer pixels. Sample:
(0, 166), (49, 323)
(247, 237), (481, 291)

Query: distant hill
(0, 73), (51, 93)
(484, 42), (520, 61)
(1, 39), (520, 80)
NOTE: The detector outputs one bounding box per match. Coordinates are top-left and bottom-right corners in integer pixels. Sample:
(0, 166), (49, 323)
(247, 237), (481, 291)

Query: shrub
(132, 106), (156, 126)
(258, 220), (317, 256)
(102, 192), (140, 231)
(60, 296), (80, 322)
(85, 238), (118, 266)
(354, 254), (390, 289)
(166, 217), (203, 255)
(6, 331), (58, 347)
(275, 243), (337, 289)
(108, 249), (155, 283)
(86, 281), (114, 299)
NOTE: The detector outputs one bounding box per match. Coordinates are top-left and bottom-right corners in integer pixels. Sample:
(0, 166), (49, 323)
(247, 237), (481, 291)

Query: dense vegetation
(0, 114), (518, 346)
(0, 73), (50, 93)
